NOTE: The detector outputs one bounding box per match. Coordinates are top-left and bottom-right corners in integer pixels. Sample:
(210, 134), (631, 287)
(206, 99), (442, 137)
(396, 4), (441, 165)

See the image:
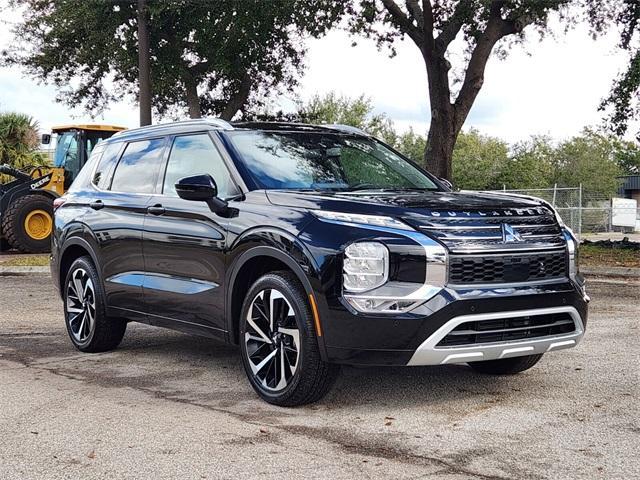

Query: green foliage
(0, 112), (48, 173)
(551, 128), (622, 197)
(452, 129), (509, 190)
(497, 135), (555, 189)
(3, 1), (344, 119)
(585, 0), (640, 137)
(394, 128), (426, 163)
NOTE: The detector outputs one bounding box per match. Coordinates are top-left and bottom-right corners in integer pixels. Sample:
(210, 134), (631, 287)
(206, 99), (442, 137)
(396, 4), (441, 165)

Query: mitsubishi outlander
(51, 119), (588, 406)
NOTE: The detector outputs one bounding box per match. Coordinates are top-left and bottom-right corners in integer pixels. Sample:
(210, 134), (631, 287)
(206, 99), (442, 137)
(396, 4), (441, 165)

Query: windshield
(227, 131), (439, 191)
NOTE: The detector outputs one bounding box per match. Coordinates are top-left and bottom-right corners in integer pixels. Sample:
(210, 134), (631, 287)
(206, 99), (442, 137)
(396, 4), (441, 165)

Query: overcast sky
(0, 4), (633, 144)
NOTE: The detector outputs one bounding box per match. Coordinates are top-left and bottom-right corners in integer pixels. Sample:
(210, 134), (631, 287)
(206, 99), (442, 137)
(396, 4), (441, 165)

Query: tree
(497, 135), (554, 189)
(451, 128), (509, 189)
(585, 0), (640, 138)
(3, 1), (344, 121)
(551, 128), (622, 197)
(299, 92), (398, 143)
(0, 112), (48, 180)
(348, 0), (570, 179)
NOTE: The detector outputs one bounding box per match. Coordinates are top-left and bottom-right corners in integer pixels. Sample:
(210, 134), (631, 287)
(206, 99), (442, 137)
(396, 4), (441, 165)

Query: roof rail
(112, 117), (234, 137)
(322, 124), (370, 136)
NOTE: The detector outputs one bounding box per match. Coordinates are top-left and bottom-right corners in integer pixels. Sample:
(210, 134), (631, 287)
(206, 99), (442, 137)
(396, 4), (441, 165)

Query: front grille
(437, 312), (576, 347)
(402, 206), (565, 253)
(449, 250), (567, 285)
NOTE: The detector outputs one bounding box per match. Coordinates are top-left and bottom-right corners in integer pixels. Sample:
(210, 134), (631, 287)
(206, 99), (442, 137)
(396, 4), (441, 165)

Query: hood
(266, 189), (546, 216)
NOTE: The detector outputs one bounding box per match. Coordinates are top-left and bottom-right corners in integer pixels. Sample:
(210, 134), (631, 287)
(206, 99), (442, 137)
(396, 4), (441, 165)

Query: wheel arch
(226, 245), (319, 348)
(58, 236), (100, 299)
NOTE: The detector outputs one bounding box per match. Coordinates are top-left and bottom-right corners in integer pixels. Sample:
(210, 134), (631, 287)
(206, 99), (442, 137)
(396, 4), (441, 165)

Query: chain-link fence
(489, 185), (639, 240)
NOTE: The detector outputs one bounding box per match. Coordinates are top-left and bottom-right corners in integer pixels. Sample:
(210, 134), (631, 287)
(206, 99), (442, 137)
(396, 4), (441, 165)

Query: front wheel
(468, 354), (543, 375)
(239, 271), (340, 406)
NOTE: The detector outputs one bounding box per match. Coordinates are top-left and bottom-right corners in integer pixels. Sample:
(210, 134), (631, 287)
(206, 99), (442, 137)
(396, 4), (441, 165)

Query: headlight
(314, 210), (414, 231)
(563, 228), (579, 279)
(343, 242), (389, 292)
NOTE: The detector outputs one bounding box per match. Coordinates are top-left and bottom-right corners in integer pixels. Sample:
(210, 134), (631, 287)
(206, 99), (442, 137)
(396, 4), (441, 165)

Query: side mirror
(439, 177), (453, 190)
(41, 134), (51, 145)
(175, 174), (229, 214)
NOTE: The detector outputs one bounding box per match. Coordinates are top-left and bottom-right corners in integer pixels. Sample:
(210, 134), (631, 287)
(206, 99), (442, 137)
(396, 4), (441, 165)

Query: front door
(142, 133), (240, 338)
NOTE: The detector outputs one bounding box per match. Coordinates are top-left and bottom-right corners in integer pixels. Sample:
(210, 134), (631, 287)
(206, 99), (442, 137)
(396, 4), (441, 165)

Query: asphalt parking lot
(0, 274), (638, 479)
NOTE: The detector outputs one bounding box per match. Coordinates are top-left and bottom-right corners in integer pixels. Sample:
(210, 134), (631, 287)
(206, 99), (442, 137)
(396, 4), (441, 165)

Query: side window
(110, 138), (166, 193)
(163, 134), (237, 198)
(92, 142), (122, 190)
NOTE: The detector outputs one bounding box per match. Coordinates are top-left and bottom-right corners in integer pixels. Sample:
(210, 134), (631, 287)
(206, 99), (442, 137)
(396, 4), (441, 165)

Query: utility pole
(137, 0), (152, 126)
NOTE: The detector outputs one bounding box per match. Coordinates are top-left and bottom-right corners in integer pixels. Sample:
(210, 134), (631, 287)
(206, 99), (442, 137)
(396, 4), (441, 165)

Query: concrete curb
(0, 266), (50, 275)
(582, 266), (640, 278)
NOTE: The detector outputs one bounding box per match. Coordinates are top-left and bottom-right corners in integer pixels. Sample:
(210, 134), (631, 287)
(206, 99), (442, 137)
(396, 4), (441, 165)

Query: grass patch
(580, 244), (640, 268)
(0, 255), (49, 267)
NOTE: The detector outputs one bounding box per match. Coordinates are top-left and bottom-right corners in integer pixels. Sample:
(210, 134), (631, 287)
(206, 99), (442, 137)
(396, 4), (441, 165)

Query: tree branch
(452, 1), (506, 130)
(435, 0), (472, 51)
(405, 0), (423, 29)
(380, 0), (423, 45)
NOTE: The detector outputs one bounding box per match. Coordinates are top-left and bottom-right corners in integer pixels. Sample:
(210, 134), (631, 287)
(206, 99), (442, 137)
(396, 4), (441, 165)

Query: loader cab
(47, 125), (126, 188)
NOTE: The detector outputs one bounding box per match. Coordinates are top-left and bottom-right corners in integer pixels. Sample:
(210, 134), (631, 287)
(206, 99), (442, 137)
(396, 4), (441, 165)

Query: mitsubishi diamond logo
(501, 223), (523, 243)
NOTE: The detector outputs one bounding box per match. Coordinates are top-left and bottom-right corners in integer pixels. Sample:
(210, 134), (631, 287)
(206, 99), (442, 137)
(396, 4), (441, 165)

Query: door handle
(89, 200), (104, 210)
(147, 204), (165, 215)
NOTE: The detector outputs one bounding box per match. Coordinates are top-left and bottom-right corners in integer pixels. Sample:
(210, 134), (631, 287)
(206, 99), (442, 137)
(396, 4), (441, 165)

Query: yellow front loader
(0, 124), (125, 252)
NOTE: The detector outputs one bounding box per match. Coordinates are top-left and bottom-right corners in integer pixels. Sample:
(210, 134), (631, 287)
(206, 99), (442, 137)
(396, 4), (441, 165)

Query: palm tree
(0, 112), (49, 174)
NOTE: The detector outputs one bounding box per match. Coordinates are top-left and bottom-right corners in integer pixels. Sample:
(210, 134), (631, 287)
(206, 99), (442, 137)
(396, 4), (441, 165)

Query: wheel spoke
(73, 274), (85, 302)
(250, 348), (277, 375)
(77, 313), (86, 340)
(275, 346), (288, 390)
(246, 315), (272, 344)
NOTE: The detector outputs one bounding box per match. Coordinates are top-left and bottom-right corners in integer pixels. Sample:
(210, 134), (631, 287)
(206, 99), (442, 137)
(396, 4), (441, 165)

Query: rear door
(142, 132), (240, 337)
(90, 137), (168, 318)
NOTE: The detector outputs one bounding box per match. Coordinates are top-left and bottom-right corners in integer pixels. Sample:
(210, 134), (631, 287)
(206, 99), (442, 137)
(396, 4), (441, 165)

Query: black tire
(468, 354), (543, 375)
(239, 271), (340, 406)
(63, 256), (127, 353)
(0, 237), (11, 252)
(1, 194), (53, 253)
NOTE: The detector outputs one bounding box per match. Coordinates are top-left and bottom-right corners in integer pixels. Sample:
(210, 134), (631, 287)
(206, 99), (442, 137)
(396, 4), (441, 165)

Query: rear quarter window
(91, 142), (123, 190)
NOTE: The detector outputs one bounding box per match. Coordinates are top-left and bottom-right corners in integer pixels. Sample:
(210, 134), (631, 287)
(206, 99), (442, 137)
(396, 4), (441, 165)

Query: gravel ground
(0, 274), (638, 479)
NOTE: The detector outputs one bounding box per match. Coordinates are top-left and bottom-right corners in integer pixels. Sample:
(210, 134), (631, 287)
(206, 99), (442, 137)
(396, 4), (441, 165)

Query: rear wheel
(64, 256), (127, 352)
(1, 194), (53, 252)
(239, 272), (340, 406)
(468, 354), (543, 375)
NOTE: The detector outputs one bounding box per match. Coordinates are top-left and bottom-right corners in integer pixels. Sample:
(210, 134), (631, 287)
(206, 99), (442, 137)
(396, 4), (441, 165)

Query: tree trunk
(422, 52), (457, 180)
(137, 0), (152, 126)
(185, 76), (202, 118)
(220, 73), (252, 121)
(424, 114), (456, 180)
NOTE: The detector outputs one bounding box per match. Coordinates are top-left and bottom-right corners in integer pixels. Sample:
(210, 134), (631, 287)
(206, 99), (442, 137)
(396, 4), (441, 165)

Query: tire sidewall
(239, 274), (312, 403)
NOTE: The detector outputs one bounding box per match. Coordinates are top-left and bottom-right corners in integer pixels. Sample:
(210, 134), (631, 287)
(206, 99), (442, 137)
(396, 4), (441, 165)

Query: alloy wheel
(66, 268), (96, 343)
(244, 289), (300, 391)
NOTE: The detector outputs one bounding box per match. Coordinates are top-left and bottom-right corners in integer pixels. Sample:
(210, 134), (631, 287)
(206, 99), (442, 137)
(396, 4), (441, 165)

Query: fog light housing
(343, 242), (389, 292)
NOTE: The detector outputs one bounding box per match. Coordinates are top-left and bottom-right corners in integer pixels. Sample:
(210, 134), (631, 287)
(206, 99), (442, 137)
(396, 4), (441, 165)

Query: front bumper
(406, 305), (584, 366)
(321, 280), (588, 366)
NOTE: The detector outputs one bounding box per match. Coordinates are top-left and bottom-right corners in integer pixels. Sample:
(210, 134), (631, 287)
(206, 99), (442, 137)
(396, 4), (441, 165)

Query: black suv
(51, 119), (588, 406)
